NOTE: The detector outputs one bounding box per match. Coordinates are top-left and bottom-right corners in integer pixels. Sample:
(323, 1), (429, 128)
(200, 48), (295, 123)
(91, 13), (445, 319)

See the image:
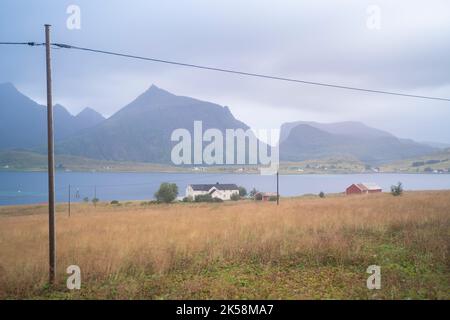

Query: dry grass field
(0, 191), (449, 299)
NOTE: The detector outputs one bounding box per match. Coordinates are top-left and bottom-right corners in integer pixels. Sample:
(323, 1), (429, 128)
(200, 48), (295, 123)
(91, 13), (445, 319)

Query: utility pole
(68, 184), (71, 217)
(45, 24), (56, 284)
(276, 171), (279, 205)
(94, 185), (97, 207)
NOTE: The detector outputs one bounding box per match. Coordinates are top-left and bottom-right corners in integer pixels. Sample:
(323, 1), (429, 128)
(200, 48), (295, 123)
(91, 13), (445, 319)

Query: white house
(186, 183), (240, 201)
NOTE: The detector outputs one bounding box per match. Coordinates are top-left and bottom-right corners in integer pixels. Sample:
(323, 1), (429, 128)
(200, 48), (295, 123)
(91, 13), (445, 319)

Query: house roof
(361, 182), (382, 190)
(189, 183), (239, 191)
(352, 183), (382, 191)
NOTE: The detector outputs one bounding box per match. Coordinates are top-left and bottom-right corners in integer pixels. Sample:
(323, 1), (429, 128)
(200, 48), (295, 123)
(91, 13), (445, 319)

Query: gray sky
(1, 0), (449, 143)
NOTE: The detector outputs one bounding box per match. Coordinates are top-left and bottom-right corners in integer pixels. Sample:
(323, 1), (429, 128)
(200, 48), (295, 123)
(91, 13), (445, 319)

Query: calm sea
(0, 171), (449, 206)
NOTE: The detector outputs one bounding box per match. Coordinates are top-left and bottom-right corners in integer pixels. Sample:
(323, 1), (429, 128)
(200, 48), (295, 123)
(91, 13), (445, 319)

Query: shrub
(110, 200), (120, 205)
(268, 195), (278, 202)
(319, 191), (325, 198)
(195, 194), (213, 202)
(83, 197), (89, 203)
(230, 193), (240, 201)
(412, 161), (425, 167)
(92, 197), (99, 204)
(391, 182), (403, 196)
(255, 193), (263, 201)
(141, 200), (158, 205)
(238, 186), (247, 197)
(193, 195), (224, 203)
(154, 182), (178, 203)
(182, 196), (193, 202)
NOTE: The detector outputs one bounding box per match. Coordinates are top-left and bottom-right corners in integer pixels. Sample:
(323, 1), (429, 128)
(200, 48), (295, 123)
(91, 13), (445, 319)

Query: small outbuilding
(255, 192), (278, 201)
(346, 183), (382, 195)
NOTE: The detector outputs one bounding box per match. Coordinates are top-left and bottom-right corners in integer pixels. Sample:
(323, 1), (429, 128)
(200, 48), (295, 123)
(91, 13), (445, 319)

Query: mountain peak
(75, 107), (105, 125)
(0, 82), (19, 94)
(144, 84), (174, 96)
(54, 103), (66, 109)
(116, 85), (181, 113)
(77, 107), (104, 118)
(0, 82), (15, 88)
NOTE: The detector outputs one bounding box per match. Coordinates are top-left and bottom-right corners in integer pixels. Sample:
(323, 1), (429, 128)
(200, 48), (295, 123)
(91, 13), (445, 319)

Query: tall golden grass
(0, 191), (449, 299)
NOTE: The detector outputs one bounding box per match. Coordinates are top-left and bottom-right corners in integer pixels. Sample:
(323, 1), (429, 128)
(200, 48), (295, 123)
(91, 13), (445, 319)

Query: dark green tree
(391, 182), (403, 196)
(238, 186), (247, 197)
(155, 182), (179, 203)
(230, 193), (240, 201)
(195, 194), (213, 202)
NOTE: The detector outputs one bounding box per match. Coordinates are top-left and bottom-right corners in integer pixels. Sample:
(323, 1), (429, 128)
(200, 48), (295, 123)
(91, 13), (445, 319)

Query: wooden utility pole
(276, 171), (279, 205)
(45, 24), (56, 284)
(68, 184), (71, 217)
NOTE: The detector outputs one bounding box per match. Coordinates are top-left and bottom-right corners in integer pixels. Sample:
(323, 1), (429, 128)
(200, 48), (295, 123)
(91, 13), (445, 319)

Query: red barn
(255, 192), (277, 201)
(346, 183), (382, 195)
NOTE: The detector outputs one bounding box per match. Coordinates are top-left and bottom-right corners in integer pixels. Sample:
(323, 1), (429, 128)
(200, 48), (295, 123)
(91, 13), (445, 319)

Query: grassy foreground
(0, 191), (449, 299)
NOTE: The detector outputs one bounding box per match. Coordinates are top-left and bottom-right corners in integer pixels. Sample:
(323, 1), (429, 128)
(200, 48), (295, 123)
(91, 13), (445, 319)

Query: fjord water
(0, 171), (450, 206)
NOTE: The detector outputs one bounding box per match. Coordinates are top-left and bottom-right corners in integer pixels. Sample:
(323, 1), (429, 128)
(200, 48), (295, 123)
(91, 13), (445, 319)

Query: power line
(51, 43), (450, 102)
(1, 41), (449, 102)
(0, 42), (44, 46)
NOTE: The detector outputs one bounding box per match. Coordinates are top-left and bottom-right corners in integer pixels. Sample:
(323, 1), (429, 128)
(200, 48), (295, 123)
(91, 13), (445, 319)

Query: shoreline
(2, 189), (450, 208)
(1, 168), (449, 175)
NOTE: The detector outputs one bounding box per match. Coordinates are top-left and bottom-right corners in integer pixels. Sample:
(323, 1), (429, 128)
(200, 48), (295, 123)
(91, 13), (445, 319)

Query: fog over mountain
(0, 82), (438, 165)
(0, 83), (105, 150)
(279, 121), (436, 165)
(55, 85), (256, 164)
(2, 1), (449, 145)
(279, 121), (394, 143)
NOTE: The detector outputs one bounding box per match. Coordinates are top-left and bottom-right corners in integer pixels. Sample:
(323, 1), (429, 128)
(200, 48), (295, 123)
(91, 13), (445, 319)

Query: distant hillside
(420, 141), (450, 149)
(279, 121), (394, 142)
(55, 85), (258, 164)
(279, 121), (436, 165)
(0, 150), (186, 172)
(380, 148), (450, 173)
(0, 83), (105, 150)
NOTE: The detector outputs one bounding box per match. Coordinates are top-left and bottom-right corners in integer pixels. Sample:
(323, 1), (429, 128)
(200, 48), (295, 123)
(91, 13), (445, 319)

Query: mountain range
(0, 82), (440, 165)
(279, 121), (435, 165)
(0, 83), (105, 150)
(55, 85), (253, 163)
